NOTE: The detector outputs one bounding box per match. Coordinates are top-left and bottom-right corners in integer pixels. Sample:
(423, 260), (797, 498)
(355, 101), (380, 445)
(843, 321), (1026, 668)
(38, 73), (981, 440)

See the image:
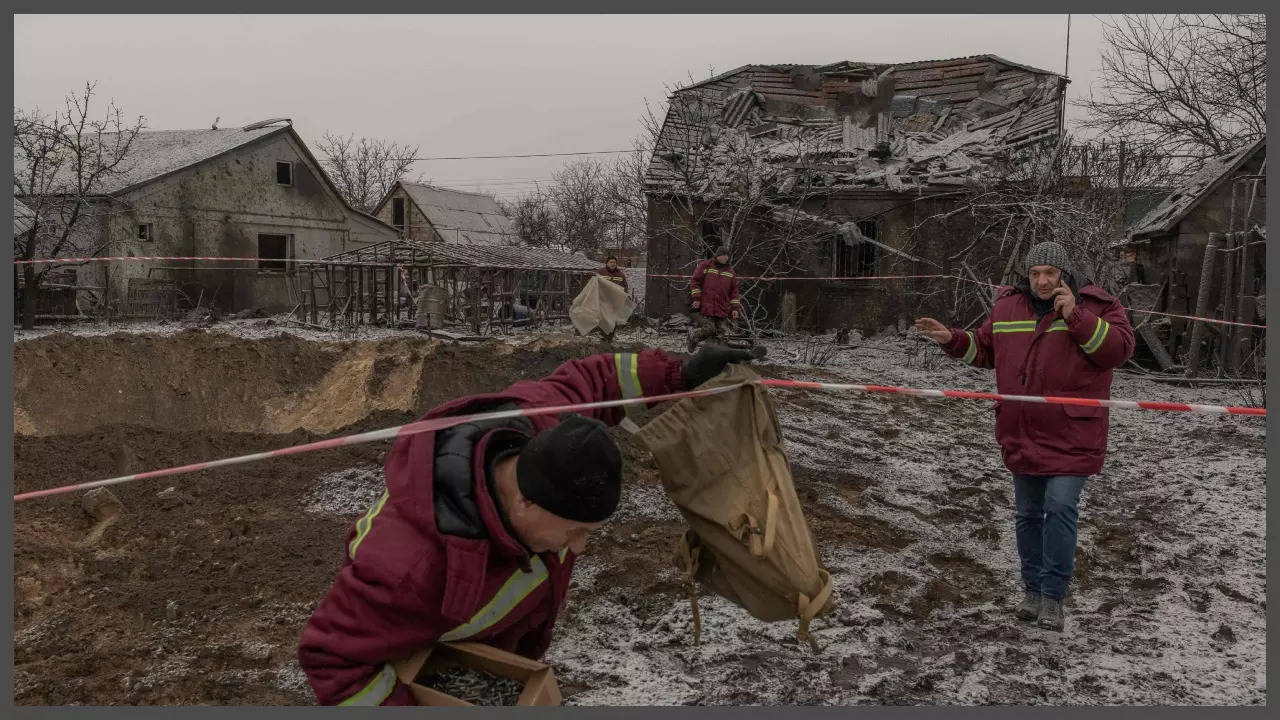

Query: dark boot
(1036, 597), (1065, 631)
(686, 327), (699, 353)
(1015, 591), (1041, 621)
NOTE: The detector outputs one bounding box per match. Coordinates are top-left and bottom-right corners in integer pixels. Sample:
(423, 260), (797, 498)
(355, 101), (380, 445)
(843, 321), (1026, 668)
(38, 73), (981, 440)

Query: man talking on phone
(913, 241), (1133, 632)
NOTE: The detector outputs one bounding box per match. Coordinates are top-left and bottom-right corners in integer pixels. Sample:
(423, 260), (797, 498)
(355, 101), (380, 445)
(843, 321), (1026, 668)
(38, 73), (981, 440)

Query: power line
(404, 149), (642, 161)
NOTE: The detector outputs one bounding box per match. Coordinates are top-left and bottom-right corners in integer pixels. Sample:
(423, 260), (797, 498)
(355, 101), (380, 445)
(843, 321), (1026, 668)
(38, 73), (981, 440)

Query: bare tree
(600, 146), (650, 259)
(908, 135), (1178, 325)
(498, 153), (650, 257)
(1078, 14), (1266, 172)
(13, 81), (145, 329)
(315, 132), (420, 213)
(498, 188), (557, 248)
(544, 159), (612, 255)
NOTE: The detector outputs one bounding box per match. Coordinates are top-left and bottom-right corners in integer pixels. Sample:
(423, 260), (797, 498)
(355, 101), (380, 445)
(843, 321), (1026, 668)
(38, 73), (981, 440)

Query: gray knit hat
(1024, 241), (1072, 276)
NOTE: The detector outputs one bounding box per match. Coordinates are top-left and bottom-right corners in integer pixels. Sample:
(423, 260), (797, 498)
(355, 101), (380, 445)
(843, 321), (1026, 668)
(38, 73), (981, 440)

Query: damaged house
(372, 181), (518, 245)
(643, 54), (1068, 332)
(14, 118), (399, 318)
(1120, 136), (1266, 374)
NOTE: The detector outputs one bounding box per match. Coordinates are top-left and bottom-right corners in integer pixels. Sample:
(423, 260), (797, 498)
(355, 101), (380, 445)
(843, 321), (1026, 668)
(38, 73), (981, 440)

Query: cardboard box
(392, 641), (562, 707)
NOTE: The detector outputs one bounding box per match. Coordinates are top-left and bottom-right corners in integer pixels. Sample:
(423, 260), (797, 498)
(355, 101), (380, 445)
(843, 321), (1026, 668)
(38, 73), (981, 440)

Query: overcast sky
(14, 14), (1112, 202)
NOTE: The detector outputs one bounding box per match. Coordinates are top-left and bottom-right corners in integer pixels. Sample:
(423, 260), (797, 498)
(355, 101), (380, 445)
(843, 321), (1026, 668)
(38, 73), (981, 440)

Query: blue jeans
(1013, 474), (1087, 601)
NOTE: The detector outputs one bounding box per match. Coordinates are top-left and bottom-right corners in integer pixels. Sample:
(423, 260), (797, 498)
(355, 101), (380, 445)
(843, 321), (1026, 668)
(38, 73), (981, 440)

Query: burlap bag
(635, 363), (834, 649)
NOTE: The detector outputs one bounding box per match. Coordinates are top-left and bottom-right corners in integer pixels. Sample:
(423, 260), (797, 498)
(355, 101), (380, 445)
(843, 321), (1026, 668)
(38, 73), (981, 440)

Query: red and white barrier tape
(1128, 308), (1266, 330)
(647, 272), (952, 282)
(13, 378), (1263, 503)
(757, 379), (1266, 416)
(13, 255), (399, 267)
(13, 255), (1267, 330)
(11, 384), (742, 503)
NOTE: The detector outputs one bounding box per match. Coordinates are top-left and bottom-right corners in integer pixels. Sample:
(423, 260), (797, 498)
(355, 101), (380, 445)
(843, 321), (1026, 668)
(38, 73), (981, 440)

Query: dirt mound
(12, 331), (624, 705)
(12, 331), (603, 438)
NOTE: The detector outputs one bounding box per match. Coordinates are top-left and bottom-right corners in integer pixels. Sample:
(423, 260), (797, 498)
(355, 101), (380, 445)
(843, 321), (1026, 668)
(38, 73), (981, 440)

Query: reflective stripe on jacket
(595, 267), (629, 292)
(298, 350), (686, 705)
(942, 283), (1134, 476)
(690, 259), (740, 318)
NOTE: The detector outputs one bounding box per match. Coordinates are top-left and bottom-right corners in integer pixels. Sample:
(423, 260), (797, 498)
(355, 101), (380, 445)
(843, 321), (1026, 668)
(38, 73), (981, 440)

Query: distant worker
(914, 241), (1134, 633)
(687, 246), (742, 352)
(298, 344), (764, 705)
(591, 256), (631, 344)
(596, 256), (630, 294)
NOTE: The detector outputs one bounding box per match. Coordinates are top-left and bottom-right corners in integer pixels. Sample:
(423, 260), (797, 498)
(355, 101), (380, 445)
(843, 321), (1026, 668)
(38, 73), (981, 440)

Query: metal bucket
(415, 285), (447, 329)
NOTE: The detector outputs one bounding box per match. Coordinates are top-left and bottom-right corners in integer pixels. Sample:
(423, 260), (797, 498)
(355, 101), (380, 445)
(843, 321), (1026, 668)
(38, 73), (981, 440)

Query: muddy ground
(12, 322), (1267, 705)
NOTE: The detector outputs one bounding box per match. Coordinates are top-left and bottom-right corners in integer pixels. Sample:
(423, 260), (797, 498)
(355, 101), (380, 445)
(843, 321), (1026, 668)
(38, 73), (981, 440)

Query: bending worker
(687, 245), (742, 352)
(914, 241), (1133, 632)
(298, 343), (764, 705)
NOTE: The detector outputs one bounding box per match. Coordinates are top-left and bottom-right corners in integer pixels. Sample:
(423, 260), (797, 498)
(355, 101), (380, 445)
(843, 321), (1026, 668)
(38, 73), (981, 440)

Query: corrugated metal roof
(422, 242), (598, 270)
(323, 239), (600, 271)
(14, 198), (34, 237)
(13, 125), (288, 196)
(397, 182), (516, 246)
(1129, 137), (1266, 238)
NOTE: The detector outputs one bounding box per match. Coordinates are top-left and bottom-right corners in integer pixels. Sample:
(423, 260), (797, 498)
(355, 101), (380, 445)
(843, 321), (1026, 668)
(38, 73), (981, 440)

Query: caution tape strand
(15, 255), (1264, 329)
(13, 378), (1263, 503)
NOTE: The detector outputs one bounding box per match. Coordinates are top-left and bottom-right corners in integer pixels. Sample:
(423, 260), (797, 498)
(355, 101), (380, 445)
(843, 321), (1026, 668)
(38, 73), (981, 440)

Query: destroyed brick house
(372, 181), (518, 245)
(14, 118), (400, 318)
(643, 54), (1068, 332)
(1119, 136), (1266, 373)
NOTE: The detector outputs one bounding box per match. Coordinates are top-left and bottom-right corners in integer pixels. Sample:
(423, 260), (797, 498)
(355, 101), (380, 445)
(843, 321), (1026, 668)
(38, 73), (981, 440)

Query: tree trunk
(22, 264), (38, 330)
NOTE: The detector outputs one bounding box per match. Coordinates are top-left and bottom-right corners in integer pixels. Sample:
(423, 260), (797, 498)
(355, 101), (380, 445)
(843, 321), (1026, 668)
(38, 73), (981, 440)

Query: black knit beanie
(515, 414), (622, 523)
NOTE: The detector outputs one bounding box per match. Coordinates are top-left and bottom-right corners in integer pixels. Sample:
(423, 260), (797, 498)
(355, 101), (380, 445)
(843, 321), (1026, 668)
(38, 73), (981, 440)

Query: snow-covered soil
(540, 326), (1267, 705)
(14, 318), (1266, 705)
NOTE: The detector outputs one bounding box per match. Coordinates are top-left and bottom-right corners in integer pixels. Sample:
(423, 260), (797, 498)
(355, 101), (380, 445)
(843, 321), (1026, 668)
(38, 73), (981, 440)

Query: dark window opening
(833, 234), (855, 277)
(258, 234), (289, 273)
(276, 161), (293, 186)
(137, 223), (153, 241)
(392, 197), (406, 229)
(855, 220), (878, 276)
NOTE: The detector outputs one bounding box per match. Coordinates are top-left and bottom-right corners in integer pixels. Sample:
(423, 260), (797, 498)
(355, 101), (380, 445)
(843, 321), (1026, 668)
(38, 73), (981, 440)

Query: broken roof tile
(647, 53), (1064, 195)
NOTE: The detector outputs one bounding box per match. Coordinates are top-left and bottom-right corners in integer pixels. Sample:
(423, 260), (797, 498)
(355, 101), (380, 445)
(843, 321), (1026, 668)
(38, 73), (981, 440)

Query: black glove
(681, 343), (767, 389)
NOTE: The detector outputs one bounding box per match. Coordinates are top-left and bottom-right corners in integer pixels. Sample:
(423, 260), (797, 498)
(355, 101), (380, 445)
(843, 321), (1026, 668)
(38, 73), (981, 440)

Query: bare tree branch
(13, 81), (146, 328)
(315, 133), (420, 213)
(1076, 14), (1265, 174)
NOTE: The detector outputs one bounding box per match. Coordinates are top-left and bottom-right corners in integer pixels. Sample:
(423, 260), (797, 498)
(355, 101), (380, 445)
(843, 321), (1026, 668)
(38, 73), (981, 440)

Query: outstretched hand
(913, 317), (952, 344)
(681, 343), (767, 390)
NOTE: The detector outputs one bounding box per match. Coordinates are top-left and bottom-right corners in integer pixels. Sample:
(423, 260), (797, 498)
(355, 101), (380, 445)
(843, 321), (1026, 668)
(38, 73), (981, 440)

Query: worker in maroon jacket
(687, 246), (742, 352)
(596, 256), (630, 293)
(298, 344), (765, 705)
(914, 241), (1134, 632)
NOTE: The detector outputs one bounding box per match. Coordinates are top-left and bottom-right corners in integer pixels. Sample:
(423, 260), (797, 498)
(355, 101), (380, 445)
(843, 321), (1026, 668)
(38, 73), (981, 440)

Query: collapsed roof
(1128, 136), (1266, 239)
(645, 54), (1067, 196)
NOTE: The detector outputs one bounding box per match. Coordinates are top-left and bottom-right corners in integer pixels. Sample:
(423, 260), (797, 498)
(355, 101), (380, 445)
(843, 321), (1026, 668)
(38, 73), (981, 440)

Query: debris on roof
(1128, 137), (1267, 239)
(647, 54), (1067, 196)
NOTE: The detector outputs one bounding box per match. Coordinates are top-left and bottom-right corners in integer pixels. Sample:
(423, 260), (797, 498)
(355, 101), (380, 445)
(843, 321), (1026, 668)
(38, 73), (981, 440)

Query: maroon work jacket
(942, 284), (1134, 476)
(690, 259), (741, 318)
(298, 350), (684, 705)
